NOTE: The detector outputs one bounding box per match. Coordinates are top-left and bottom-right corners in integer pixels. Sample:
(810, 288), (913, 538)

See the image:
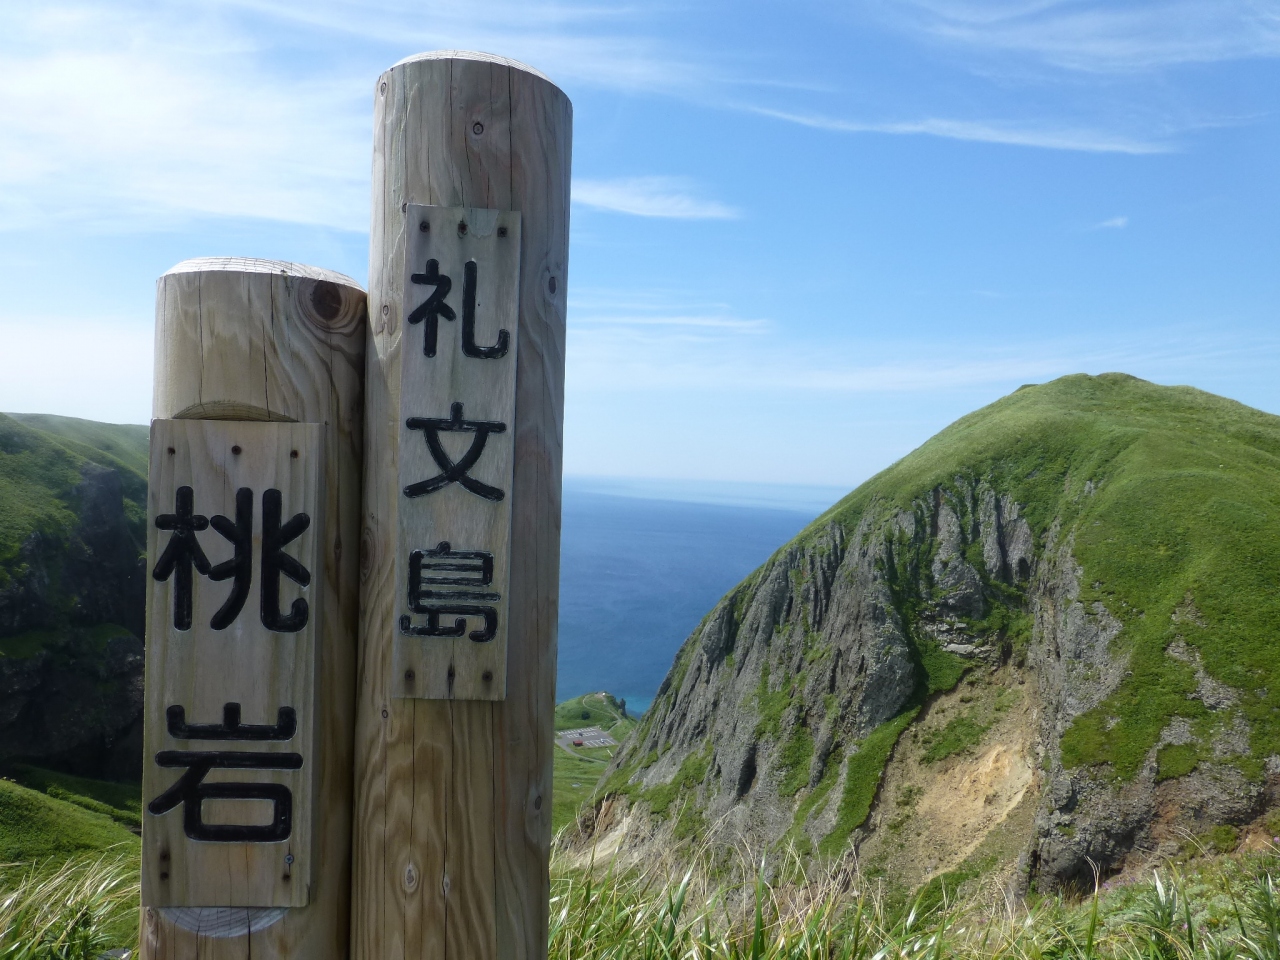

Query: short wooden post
(352, 52), (571, 960)
(142, 259), (366, 959)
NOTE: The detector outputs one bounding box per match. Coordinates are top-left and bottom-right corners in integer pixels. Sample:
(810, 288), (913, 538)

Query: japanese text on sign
(394, 205), (521, 701)
(142, 420), (323, 909)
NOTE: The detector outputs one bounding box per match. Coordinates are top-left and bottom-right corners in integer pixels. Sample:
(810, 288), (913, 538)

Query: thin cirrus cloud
(0, 4), (370, 232)
(1093, 216), (1129, 229)
(573, 177), (739, 220)
(883, 0), (1280, 73)
(567, 320), (1280, 397)
(747, 106), (1169, 154)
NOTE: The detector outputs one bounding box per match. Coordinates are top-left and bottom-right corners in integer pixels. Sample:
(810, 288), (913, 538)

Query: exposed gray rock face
(1024, 535), (1265, 892)
(577, 472), (1264, 894)
(589, 478), (1028, 856)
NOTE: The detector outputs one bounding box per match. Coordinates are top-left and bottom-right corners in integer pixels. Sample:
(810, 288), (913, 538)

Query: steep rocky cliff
(570, 374), (1280, 897)
(0, 413), (148, 779)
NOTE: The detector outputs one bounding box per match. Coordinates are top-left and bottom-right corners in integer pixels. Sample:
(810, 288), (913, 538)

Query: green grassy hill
(593, 373), (1280, 893)
(0, 776), (138, 864)
(553, 693), (640, 830)
(0, 413), (147, 571)
(807, 372), (1280, 780)
(0, 412), (149, 781)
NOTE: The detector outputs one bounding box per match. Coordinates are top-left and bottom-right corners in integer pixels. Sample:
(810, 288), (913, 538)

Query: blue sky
(1, 1), (1277, 488)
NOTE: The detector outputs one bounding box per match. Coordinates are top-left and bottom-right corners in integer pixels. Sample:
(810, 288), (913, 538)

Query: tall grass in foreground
(549, 844), (1280, 960)
(14, 843), (1280, 959)
(0, 852), (137, 958)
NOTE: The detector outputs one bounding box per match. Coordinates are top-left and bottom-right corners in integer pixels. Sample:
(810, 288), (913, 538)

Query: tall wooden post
(142, 258), (366, 959)
(352, 52), (571, 960)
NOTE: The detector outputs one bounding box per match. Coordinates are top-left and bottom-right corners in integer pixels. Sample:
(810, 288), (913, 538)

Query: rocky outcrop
(1025, 540), (1267, 891)
(0, 631), (145, 780)
(0, 415), (147, 780)
(570, 468), (1263, 895)
(579, 477), (1038, 862)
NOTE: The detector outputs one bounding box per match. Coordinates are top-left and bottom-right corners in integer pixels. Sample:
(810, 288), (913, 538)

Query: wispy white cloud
(573, 177), (739, 219)
(881, 0), (1280, 73)
(567, 297), (1280, 396)
(0, 4), (369, 232)
(1093, 216), (1129, 229)
(748, 106), (1170, 154)
(208, 0), (719, 97)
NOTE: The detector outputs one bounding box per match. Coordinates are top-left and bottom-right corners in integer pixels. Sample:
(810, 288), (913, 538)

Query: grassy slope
(4, 413), (150, 479)
(805, 373), (1280, 781)
(553, 693), (640, 831)
(555, 691), (639, 737)
(0, 413), (148, 570)
(0, 778), (138, 863)
(615, 373), (1280, 845)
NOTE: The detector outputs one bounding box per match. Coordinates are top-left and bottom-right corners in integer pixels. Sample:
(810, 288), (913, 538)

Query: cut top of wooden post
(154, 258), (367, 424)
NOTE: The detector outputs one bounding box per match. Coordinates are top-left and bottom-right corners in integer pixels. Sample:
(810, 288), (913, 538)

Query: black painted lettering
(152, 486), (211, 631)
(404, 403), (506, 501)
(208, 487), (253, 630)
(260, 489), (311, 633)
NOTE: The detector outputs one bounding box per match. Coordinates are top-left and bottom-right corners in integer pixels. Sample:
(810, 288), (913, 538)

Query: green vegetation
(644, 747), (711, 818)
(0, 854), (138, 958)
(0, 628), (55, 659)
(22, 800), (1280, 960)
(921, 713), (992, 763)
(554, 748), (610, 831)
(755, 662), (802, 740)
(552, 692), (642, 830)
(789, 374), (1280, 783)
(6, 764), (142, 830)
(1157, 743), (1202, 782)
(5, 413), (149, 479)
(556, 691), (638, 738)
(0, 778), (138, 864)
(776, 726), (814, 797)
(0, 413), (147, 648)
(819, 709), (918, 856)
(1201, 824), (1240, 855)
(0, 414), (147, 563)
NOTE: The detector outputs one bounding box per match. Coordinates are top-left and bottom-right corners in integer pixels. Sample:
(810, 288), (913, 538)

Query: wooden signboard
(143, 419), (323, 908)
(352, 51), (570, 960)
(393, 204), (521, 701)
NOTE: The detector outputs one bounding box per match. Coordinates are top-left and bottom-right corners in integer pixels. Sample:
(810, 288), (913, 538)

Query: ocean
(556, 477), (847, 715)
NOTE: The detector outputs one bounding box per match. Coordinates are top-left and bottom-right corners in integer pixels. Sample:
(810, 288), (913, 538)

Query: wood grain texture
(394, 204), (521, 701)
(143, 259), (366, 959)
(352, 52), (571, 960)
(143, 420), (323, 908)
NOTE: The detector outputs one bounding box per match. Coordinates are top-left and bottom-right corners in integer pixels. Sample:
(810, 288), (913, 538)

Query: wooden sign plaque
(392, 203), (521, 701)
(142, 419), (323, 908)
